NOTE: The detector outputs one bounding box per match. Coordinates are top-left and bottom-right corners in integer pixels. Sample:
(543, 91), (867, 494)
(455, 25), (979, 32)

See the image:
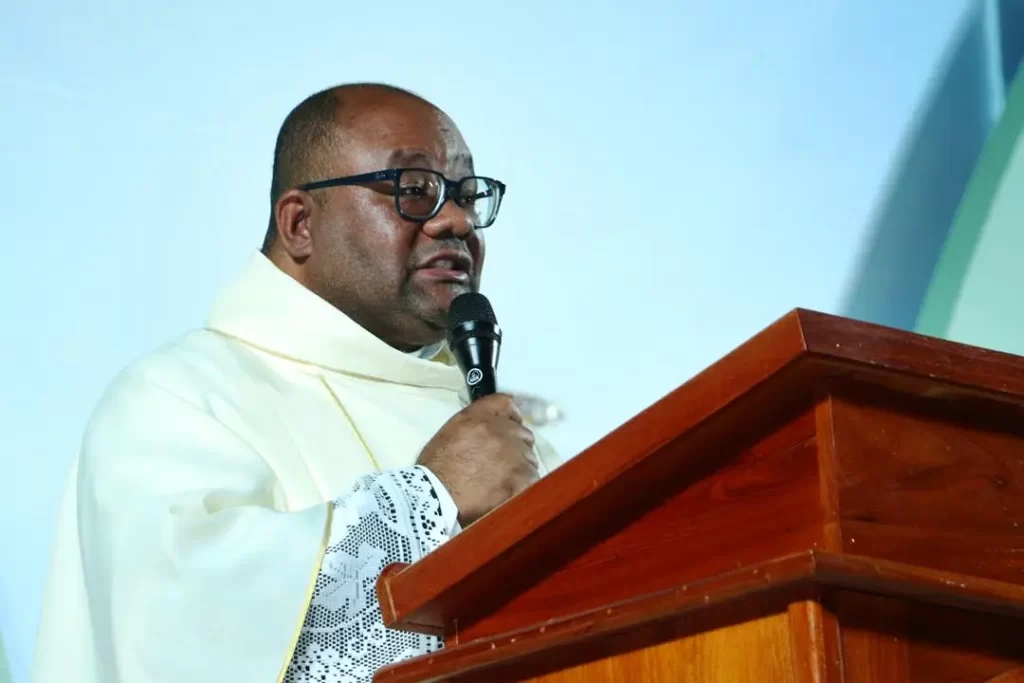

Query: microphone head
(446, 292), (501, 401)
(447, 292), (497, 333)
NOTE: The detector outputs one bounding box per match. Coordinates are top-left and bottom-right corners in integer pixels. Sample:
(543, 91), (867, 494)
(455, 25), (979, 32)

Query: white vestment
(33, 252), (560, 683)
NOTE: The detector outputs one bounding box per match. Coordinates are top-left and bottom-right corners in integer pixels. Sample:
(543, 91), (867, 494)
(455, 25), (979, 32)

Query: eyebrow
(386, 148), (474, 172)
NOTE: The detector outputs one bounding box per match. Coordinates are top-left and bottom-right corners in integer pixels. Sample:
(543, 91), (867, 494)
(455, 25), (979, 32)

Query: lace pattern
(283, 467), (449, 683)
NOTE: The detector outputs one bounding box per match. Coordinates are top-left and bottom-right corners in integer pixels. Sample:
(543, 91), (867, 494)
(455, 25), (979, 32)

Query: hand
(417, 393), (539, 526)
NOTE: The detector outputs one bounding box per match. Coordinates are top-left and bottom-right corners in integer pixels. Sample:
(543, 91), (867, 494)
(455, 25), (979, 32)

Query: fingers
(516, 424), (536, 448)
(472, 393), (524, 423)
(516, 458), (540, 494)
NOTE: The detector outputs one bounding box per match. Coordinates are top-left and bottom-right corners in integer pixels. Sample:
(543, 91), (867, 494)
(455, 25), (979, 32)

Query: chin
(402, 281), (472, 328)
(434, 282), (474, 308)
(407, 300), (452, 336)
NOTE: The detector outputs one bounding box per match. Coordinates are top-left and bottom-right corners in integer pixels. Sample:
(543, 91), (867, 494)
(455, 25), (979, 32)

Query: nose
(421, 197), (475, 240)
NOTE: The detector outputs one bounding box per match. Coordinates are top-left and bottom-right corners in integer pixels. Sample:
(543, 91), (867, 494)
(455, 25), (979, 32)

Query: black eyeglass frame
(297, 168), (507, 228)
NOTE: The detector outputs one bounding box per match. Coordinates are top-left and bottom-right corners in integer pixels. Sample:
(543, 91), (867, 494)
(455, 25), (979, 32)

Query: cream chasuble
(33, 252), (561, 683)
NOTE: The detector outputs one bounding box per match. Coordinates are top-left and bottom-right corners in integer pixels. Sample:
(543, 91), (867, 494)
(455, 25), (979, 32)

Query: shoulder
(76, 331), (298, 523)
(91, 329), (279, 417)
(81, 330), (280, 477)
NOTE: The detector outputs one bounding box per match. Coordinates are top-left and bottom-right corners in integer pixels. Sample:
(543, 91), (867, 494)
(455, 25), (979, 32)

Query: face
(275, 93), (486, 351)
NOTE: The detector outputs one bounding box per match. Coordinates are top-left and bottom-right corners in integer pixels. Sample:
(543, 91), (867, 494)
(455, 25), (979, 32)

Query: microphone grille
(447, 292), (497, 333)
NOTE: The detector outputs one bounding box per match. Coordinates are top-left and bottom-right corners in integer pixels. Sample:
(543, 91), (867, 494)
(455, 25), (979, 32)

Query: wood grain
(986, 670), (1024, 683)
(828, 387), (1024, 585)
(375, 556), (811, 683)
(373, 308), (1024, 681)
(905, 599), (1024, 682)
(374, 551), (1024, 683)
(841, 522), (1024, 587)
(788, 595), (843, 683)
(525, 608), (795, 683)
(837, 592), (911, 683)
(832, 589), (1024, 683)
(453, 408), (825, 643)
(831, 387), (1024, 531)
(378, 308), (1024, 637)
(814, 395), (843, 551)
(378, 308), (813, 636)
(797, 309), (1024, 402)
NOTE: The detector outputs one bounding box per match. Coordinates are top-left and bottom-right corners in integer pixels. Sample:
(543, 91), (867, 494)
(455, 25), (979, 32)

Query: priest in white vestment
(33, 83), (559, 683)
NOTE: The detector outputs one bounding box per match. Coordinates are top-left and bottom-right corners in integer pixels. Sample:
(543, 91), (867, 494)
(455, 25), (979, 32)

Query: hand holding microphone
(416, 293), (539, 526)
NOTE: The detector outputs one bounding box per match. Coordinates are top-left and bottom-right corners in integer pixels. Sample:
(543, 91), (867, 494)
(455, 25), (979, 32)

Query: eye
(399, 181), (428, 197)
(459, 181), (481, 203)
(459, 180), (494, 205)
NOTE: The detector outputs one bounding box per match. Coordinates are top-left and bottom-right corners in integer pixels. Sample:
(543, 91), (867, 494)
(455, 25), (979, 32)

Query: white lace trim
(283, 467), (451, 683)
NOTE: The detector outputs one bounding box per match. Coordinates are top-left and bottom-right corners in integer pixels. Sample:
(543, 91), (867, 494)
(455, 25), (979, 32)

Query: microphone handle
(467, 373), (497, 401)
(459, 334), (498, 401)
(448, 319), (501, 402)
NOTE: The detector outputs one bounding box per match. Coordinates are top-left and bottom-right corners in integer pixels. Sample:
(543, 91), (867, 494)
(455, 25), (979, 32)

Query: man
(33, 83), (559, 683)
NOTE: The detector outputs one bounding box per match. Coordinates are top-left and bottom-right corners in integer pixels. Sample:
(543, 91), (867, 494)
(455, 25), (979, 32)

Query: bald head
(263, 83), (437, 253)
(261, 82), (486, 351)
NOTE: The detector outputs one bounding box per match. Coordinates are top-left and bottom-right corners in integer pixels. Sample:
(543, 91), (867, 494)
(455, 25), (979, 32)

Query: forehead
(337, 97), (473, 174)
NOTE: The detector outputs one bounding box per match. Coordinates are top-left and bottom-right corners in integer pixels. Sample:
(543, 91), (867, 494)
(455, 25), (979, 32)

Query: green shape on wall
(916, 65), (1024, 356)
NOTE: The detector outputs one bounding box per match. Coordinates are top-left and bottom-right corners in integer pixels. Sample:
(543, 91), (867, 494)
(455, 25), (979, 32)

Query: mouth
(414, 250), (474, 284)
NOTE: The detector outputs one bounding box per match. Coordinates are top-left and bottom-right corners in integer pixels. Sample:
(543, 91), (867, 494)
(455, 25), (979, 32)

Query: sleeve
(283, 467), (458, 683)
(70, 364), (455, 683)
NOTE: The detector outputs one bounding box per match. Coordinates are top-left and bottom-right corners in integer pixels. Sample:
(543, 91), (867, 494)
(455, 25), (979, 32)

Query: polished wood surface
(987, 670), (1024, 683)
(838, 592), (911, 683)
(835, 591), (1024, 682)
(374, 308), (1024, 681)
(378, 307), (812, 636)
(828, 387), (1024, 585)
(450, 407), (826, 643)
(378, 308), (1024, 639)
(787, 596), (842, 683)
(375, 551), (1024, 682)
(525, 609), (795, 683)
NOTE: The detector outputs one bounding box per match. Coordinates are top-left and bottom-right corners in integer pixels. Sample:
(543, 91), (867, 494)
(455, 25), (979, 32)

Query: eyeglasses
(298, 168), (506, 229)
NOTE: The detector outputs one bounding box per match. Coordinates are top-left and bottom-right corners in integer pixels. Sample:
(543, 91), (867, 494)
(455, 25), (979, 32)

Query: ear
(273, 189), (317, 261)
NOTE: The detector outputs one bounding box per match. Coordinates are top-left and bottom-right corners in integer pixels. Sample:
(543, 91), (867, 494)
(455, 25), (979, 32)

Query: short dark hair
(261, 83), (430, 254)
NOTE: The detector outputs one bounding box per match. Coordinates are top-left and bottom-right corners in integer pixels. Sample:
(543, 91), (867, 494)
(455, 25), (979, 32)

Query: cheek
(473, 233), (486, 270)
(354, 196), (418, 271)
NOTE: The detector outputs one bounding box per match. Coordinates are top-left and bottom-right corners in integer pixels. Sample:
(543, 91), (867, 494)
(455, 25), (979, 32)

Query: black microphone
(447, 292), (501, 401)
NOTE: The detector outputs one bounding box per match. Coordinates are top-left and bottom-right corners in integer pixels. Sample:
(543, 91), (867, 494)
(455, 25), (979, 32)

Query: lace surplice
(283, 467), (455, 683)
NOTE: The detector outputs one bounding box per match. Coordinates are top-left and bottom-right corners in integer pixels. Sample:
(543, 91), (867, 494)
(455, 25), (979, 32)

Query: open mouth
(416, 252), (473, 282)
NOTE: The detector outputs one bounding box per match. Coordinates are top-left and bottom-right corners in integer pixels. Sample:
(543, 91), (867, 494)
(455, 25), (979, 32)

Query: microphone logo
(466, 368), (484, 386)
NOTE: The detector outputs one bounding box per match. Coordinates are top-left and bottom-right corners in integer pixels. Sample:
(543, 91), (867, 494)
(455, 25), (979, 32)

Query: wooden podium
(375, 309), (1024, 682)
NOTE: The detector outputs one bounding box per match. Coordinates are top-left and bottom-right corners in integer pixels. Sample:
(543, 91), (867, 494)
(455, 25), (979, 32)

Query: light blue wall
(0, 3), (994, 681)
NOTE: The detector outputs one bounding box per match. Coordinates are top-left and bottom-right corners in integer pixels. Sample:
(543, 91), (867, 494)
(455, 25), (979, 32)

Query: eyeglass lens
(397, 169), (500, 227)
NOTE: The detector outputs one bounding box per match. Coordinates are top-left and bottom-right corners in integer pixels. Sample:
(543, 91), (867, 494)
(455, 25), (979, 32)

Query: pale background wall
(0, 2), (1008, 681)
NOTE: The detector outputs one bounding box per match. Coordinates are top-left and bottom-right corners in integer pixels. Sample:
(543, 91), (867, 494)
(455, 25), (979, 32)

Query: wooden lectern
(375, 309), (1024, 682)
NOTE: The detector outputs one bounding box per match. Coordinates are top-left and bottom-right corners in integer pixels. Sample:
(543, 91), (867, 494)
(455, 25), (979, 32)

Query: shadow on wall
(1000, 0), (1024, 87)
(838, 2), (999, 331)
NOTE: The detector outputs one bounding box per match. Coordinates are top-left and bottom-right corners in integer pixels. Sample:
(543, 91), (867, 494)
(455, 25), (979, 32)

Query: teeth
(434, 259), (455, 269)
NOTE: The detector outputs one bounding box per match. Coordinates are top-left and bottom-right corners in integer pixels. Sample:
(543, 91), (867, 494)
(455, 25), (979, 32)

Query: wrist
(416, 465), (462, 537)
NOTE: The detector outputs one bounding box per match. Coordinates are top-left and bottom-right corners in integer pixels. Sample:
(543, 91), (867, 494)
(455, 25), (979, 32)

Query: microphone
(447, 292), (501, 402)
